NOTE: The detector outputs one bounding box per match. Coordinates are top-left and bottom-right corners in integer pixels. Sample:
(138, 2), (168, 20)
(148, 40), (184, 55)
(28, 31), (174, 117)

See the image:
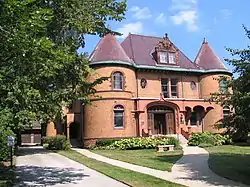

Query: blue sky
(80, 0), (249, 73)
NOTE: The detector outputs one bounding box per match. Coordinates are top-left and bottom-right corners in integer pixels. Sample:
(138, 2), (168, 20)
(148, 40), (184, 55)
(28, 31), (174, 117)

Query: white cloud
(220, 9), (232, 19)
(170, 0), (199, 32)
(155, 13), (167, 25)
(129, 6), (140, 12)
(129, 6), (152, 20)
(116, 22), (143, 39)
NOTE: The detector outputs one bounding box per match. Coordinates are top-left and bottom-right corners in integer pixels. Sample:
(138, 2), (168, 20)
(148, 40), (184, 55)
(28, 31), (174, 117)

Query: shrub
(96, 139), (118, 147)
(198, 143), (213, 148)
(0, 126), (15, 161)
(105, 137), (180, 150)
(43, 135), (70, 150)
(188, 132), (227, 146)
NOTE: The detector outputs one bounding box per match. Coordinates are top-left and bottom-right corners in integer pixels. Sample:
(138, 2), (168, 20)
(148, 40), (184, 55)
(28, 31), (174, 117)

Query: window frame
(161, 78), (179, 98)
(159, 51), (176, 64)
(168, 52), (176, 64)
(113, 105), (125, 129)
(112, 71), (124, 90)
(161, 78), (169, 98)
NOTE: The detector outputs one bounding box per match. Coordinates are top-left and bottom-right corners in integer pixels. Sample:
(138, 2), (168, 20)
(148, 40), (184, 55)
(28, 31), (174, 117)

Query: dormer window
(159, 51), (176, 64)
(160, 52), (168, 63)
(168, 52), (176, 64)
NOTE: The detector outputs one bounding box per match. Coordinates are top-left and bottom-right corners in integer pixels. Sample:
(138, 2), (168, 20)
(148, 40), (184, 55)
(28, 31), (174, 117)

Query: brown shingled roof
(121, 33), (203, 70)
(89, 33), (132, 63)
(194, 39), (228, 70)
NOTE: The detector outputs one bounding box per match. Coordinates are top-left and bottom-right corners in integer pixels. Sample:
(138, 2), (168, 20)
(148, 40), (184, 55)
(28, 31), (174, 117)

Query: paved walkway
(15, 146), (127, 187)
(74, 146), (249, 187)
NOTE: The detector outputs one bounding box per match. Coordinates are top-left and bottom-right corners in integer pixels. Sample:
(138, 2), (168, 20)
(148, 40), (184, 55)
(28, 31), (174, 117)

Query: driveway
(14, 146), (127, 187)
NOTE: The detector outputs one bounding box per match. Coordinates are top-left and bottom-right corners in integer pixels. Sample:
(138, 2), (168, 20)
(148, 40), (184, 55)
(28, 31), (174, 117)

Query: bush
(0, 126), (15, 161)
(96, 139), (118, 147)
(188, 132), (227, 146)
(104, 137), (180, 150)
(43, 135), (71, 150)
(198, 143), (213, 148)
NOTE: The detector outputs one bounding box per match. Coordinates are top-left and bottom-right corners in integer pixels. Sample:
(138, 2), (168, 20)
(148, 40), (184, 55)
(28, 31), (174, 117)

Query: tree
(0, 0), (127, 134)
(212, 26), (250, 140)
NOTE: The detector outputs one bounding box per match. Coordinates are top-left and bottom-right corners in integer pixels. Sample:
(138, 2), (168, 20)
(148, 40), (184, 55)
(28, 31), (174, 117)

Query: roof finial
(164, 33), (168, 39)
(203, 37), (208, 44)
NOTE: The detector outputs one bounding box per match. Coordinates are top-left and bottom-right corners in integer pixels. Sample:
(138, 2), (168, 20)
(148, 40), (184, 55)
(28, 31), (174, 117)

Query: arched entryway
(147, 105), (176, 135)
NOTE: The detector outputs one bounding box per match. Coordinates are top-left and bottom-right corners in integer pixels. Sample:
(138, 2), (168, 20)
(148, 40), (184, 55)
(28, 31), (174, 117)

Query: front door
(166, 112), (175, 134)
(154, 114), (166, 134)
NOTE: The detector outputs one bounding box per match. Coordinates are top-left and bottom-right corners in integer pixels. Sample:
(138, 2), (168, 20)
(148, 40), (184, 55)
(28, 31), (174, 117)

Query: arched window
(112, 72), (124, 90)
(223, 106), (230, 118)
(114, 105), (124, 128)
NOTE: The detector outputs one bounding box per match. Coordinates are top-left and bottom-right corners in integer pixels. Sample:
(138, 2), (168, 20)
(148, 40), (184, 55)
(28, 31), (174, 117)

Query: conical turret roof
(194, 39), (228, 70)
(89, 33), (132, 63)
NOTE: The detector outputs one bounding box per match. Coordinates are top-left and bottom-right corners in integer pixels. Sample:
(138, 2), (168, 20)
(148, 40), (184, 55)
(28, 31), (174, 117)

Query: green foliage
(198, 143), (213, 148)
(43, 135), (71, 150)
(0, 0), (126, 135)
(96, 139), (119, 147)
(0, 109), (15, 161)
(97, 137), (180, 150)
(188, 132), (227, 146)
(211, 25), (250, 140)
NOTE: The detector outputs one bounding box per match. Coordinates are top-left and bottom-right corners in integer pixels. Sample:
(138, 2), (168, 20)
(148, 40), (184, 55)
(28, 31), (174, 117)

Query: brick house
(47, 33), (232, 146)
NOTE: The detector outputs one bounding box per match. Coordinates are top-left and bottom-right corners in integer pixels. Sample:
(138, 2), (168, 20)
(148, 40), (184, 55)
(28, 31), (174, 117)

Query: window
(161, 78), (169, 98)
(171, 79), (178, 97)
(159, 51), (168, 63)
(114, 105), (124, 128)
(190, 112), (197, 126)
(223, 106), (230, 118)
(112, 72), (124, 90)
(220, 80), (227, 92)
(190, 81), (197, 91)
(161, 78), (178, 98)
(159, 52), (176, 64)
(168, 53), (176, 64)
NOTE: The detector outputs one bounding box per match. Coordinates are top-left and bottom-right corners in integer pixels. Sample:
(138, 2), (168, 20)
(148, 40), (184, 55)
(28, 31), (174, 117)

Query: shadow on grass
(153, 148), (249, 186)
(0, 165), (15, 186)
(15, 165), (89, 186)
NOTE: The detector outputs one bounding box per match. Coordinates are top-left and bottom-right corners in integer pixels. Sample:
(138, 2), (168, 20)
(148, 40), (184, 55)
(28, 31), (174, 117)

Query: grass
(206, 145), (250, 185)
(0, 163), (15, 187)
(58, 150), (184, 187)
(91, 149), (183, 171)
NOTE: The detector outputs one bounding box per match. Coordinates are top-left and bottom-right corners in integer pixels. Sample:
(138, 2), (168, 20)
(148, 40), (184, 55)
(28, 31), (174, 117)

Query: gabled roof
(89, 33), (132, 63)
(121, 33), (203, 70)
(194, 39), (228, 70)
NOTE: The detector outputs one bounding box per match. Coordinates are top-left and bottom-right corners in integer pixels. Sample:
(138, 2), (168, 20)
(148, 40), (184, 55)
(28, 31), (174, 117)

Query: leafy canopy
(212, 26), (250, 139)
(0, 0), (127, 132)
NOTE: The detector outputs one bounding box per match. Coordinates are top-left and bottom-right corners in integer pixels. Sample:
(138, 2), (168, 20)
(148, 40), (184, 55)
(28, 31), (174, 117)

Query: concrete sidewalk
(14, 146), (128, 187)
(74, 146), (248, 187)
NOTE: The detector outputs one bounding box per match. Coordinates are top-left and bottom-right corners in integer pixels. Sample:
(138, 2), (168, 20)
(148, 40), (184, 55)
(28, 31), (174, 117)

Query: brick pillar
(46, 121), (57, 136)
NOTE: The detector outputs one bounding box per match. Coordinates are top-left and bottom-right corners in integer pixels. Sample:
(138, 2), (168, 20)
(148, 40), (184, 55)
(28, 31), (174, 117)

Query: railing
(181, 128), (191, 139)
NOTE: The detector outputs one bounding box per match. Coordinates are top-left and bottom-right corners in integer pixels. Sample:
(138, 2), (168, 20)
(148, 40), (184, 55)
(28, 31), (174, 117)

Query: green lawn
(206, 145), (250, 185)
(91, 149), (183, 171)
(0, 164), (15, 186)
(59, 150), (184, 187)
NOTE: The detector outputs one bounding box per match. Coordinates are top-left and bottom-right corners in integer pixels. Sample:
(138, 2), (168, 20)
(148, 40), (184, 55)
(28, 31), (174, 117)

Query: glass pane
(168, 53), (176, 64)
(113, 72), (123, 89)
(114, 112), (123, 128)
(171, 79), (178, 85)
(160, 52), (168, 63)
